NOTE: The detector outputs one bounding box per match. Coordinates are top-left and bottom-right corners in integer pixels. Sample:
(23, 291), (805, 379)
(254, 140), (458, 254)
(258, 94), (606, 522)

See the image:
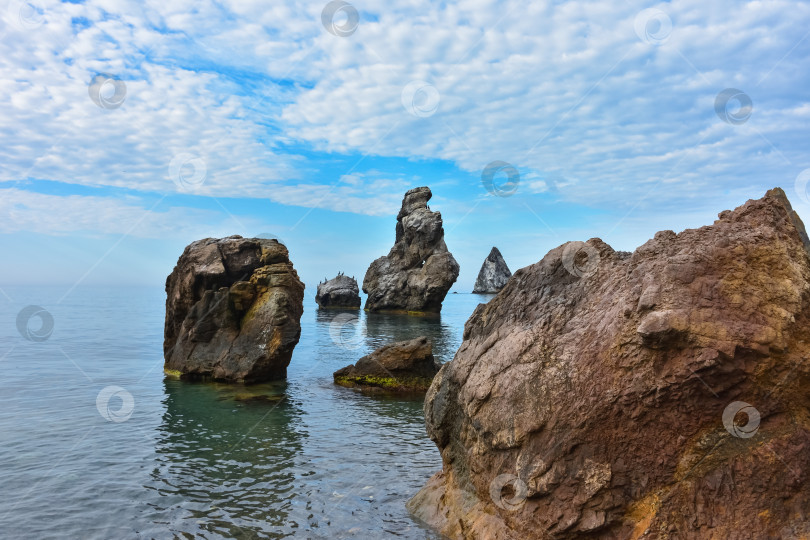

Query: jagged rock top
(412, 188), (810, 539)
(472, 246), (512, 293)
(316, 272), (361, 309)
(363, 186), (459, 313)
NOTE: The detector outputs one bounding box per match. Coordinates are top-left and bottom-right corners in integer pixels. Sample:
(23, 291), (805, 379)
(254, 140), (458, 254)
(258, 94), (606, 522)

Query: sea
(0, 286), (492, 539)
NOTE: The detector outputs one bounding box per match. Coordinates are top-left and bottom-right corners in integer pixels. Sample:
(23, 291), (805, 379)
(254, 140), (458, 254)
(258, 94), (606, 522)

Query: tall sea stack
(362, 187), (459, 313)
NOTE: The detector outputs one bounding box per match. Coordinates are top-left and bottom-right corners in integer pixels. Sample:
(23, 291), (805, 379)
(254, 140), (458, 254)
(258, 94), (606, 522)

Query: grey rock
(363, 187), (460, 313)
(472, 246), (512, 293)
(163, 235), (305, 383)
(316, 272), (361, 309)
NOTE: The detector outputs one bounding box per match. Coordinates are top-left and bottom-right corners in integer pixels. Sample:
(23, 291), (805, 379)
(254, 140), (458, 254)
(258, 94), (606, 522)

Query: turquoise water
(0, 286), (491, 539)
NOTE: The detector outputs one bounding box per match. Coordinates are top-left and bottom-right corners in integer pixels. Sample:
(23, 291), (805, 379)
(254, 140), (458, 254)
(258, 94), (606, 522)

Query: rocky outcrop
(363, 187), (459, 313)
(315, 272), (361, 309)
(333, 336), (440, 392)
(410, 188), (810, 539)
(164, 236), (305, 383)
(473, 246), (512, 293)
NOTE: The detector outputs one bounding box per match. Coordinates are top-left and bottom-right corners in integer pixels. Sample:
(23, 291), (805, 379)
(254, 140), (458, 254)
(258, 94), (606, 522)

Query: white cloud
(0, 188), (246, 238)
(282, 0), (810, 208)
(0, 0), (808, 222)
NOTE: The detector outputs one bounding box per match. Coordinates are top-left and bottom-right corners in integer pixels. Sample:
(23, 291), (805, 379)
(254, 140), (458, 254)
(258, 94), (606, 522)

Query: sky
(1, 0), (810, 294)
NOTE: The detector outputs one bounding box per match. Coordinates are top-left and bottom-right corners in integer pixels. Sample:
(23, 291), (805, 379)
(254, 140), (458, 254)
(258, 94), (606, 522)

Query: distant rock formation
(164, 236), (304, 383)
(410, 189), (810, 539)
(472, 247), (512, 293)
(363, 187), (459, 313)
(334, 336), (439, 392)
(316, 272), (361, 309)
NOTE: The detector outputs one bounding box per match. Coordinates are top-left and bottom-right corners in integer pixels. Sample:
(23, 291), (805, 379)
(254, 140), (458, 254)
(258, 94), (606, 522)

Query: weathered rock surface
(334, 336), (440, 392)
(473, 246), (512, 293)
(363, 187), (459, 313)
(316, 272), (361, 309)
(164, 236), (305, 383)
(410, 188), (810, 539)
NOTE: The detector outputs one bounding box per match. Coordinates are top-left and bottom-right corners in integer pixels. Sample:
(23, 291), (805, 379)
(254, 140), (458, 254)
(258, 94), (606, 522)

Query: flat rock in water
(363, 187), (459, 313)
(334, 336), (439, 392)
(164, 236), (305, 383)
(472, 246), (512, 293)
(410, 188), (810, 539)
(316, 273), (361, 309)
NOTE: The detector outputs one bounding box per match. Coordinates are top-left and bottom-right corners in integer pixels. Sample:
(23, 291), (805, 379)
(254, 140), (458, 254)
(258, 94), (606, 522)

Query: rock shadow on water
(144, 378), (304, 538)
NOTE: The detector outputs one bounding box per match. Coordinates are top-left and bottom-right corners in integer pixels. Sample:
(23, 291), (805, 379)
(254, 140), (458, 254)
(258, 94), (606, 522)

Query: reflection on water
(313, 308), (460, 365)
(0, 287), (491, 539)
(145, 380), (302, 538)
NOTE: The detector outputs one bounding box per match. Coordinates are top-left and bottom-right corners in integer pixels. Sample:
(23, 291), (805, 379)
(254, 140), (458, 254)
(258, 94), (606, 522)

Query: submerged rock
(410, 188), (810, 539)
(333, 336), (440, 392)
(316, 273), (361, 309)
(164, 236), (305, 383)
(363, 187), (459, 313)
(472, 246), (512, 293)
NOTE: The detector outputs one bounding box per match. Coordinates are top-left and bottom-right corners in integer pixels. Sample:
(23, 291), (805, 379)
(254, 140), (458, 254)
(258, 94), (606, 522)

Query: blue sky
(1, 0), (809, 292)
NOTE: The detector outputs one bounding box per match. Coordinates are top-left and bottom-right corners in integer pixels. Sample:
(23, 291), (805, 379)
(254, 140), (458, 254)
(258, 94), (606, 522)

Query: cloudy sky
(1, 0), (809, 292)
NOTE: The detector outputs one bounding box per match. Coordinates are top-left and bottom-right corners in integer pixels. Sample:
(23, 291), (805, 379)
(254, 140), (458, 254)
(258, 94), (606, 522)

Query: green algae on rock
(163, 236), (305, 383)
(333, 336), (440, 393)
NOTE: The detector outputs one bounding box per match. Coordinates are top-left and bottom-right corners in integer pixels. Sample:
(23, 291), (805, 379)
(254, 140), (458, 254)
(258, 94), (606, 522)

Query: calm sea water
(0, 286), (492, 539)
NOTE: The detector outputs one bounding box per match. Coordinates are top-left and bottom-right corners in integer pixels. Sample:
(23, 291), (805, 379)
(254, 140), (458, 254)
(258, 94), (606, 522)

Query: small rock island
(472, 246), (512, 293)
(163, 236), (304, 383)
(333, 336), (439, 392)
(363, 187), (460, 313)
(315, 272), (361, 309)
(410, 188), (810, 539)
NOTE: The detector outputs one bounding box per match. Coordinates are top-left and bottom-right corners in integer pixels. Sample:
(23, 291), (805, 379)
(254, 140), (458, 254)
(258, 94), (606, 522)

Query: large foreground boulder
(363, 187), (459, 313)
(410, 188), (810, 539)
(316, 272), (361, 309)
(473, 246), (512, 293)
(334, 336), (439, 392)
(164, 236), (304, 383)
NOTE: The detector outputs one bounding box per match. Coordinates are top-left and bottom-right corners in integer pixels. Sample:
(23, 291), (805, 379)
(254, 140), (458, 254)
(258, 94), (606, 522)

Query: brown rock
(333, 336), (440, 392)
(164, 236), (305, 383)
(410, 188), (810, 539)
